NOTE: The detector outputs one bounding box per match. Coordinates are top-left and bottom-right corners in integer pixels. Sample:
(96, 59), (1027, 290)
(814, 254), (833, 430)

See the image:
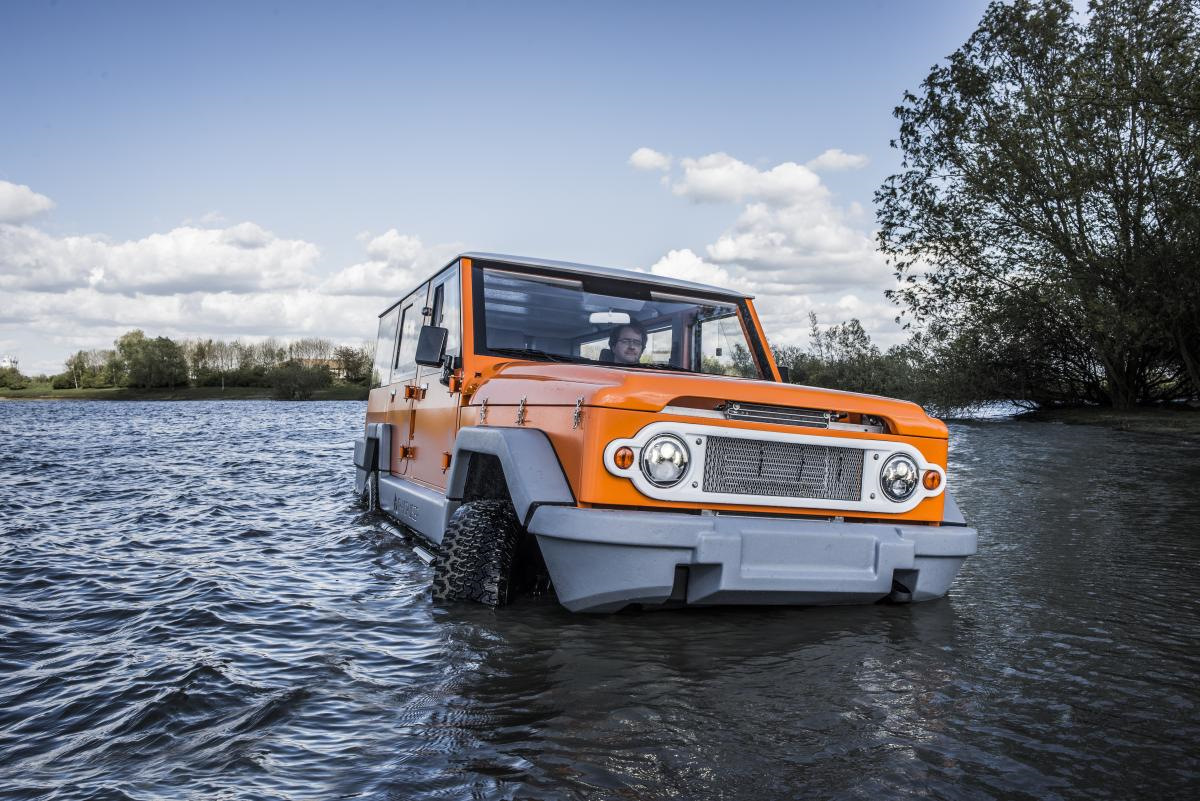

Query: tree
(268, 361), (332, 400)
(334, 344), (373, 384)
(877, 0), (1200, 408)
(116, 330), (188, 388)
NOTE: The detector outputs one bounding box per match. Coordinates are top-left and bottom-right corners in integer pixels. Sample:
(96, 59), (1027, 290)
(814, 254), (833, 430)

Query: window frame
(470, 260), (774, 379)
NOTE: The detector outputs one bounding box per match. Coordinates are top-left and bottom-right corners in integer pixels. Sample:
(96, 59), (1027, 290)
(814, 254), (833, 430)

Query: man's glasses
(615, 338), (643, 347)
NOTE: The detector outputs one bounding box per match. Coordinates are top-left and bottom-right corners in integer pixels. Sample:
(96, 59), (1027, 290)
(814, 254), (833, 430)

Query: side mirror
(415, 325), (449, 367)
(778, 365), (791, 383)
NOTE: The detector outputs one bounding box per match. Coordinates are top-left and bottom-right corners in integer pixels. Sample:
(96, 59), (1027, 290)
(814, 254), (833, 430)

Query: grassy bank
(1020, 405), (1200, 439)
(0, 383), (369, 401)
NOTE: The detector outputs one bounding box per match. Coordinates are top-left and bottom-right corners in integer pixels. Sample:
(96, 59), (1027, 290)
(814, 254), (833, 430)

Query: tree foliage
(876, 0), (1200, 408)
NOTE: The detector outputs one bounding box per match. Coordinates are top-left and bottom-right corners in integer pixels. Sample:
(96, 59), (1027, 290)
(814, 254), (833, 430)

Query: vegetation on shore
(874, 0), (1200, 412)
(1019, 405), (1200, 439)
(0, 331), (372, 401)
(0, 383), (368, 401)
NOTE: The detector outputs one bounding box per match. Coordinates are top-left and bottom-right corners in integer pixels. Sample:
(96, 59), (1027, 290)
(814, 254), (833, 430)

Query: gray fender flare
(447, 426), (575, 524)
(941, 489), (967, 526)
(353, 422), (392, 493)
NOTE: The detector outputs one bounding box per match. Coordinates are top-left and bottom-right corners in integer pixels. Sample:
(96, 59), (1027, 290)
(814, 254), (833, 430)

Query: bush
(0, 366), (29, 389)
(268, 362), (332, 400)
(51, 373), (74, 389)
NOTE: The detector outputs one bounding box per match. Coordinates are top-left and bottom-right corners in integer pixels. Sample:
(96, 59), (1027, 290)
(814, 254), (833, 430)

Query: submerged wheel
(432, 499), (523, 607)
(359, 470), (379, 512)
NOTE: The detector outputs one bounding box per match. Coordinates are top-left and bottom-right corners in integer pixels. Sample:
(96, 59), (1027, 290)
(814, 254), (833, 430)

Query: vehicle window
(475, 266), (765, 378)
(428, 269), (461, 357)
(371, 307), (400, 386)
(438, 273), (461, 355)
(697, 314), (758, 378)
(394, 303), (419, 377)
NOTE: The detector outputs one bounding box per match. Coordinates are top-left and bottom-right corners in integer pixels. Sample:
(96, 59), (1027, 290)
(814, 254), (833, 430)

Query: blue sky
(2, 0), (994, 374)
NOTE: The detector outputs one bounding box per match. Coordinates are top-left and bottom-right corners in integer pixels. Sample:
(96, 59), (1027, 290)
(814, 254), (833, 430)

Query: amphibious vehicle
(354, 253), (977, 612)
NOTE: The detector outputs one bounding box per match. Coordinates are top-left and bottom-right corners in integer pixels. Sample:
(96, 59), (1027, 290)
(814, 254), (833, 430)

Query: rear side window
(394, 303), (419, 377)
(430, 268), (461, 356)
(371, 308), (400, 387)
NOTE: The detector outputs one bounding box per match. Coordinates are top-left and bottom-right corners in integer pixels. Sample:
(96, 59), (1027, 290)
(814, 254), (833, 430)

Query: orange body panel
(367, 255), (952, 526)
(456, 404), (947, 523)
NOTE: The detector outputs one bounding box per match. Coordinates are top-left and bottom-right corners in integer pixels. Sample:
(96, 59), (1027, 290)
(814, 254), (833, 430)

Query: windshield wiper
(489, 347), (581, 364)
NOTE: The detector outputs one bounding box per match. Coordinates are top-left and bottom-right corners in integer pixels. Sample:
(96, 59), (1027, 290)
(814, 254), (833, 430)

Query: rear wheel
(432, 499), (523, 607)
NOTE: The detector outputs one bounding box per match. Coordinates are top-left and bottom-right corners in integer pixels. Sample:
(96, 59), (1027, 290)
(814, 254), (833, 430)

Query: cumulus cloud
(633, 148), (904, 349)
(320, 230), (464, 296)
(628, 147), (672, 172)
(0, 222), (320, 294)
(0, 185), (464, 373)
(672, 153), (824, 205)
(0, 180), (55, 223)
(805, 148), (869, 172)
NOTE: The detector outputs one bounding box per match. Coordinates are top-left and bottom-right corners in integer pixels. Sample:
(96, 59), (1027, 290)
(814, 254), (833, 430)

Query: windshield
(474, 265), (766, 379)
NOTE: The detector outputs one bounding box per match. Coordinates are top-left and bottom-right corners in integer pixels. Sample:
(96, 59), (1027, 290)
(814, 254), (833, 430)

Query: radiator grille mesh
(702, 436), (863, 500)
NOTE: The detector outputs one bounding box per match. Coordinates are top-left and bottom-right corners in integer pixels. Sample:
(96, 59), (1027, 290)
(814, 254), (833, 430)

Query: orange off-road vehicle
(354, 253), (976, 612)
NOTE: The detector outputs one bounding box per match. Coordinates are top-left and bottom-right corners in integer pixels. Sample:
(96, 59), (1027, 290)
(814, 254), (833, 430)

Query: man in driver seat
(609, 322), (646, 365)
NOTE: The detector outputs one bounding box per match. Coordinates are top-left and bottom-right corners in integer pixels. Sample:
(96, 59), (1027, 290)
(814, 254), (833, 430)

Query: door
(387, 283), (428, 476)
(407, 264), (463, 489)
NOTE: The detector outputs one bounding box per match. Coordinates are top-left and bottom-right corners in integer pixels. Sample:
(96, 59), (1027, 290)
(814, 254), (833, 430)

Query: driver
(609, 322), (646, 365)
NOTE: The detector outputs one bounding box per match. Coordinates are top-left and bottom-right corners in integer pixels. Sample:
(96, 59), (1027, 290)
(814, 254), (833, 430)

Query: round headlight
(640, 434), (690, 487)
(879, 453), (920, 502)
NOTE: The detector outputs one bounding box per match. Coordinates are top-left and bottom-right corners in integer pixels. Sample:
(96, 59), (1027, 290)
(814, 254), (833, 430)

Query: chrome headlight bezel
(639, 433), (691, 487)
(879, 453), (920, 502)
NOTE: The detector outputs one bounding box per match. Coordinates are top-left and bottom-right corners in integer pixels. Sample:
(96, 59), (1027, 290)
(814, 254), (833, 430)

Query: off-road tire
(359, 470), (379, 512)
(432, 500), (523, 607)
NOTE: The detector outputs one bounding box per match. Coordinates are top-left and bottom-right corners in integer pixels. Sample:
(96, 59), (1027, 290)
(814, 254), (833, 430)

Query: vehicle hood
(469, 362), (947, 439)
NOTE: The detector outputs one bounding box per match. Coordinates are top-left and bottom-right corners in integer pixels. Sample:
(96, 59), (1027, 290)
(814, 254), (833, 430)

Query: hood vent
(660, 401), (886, 433)
(721, 402), (831, 429)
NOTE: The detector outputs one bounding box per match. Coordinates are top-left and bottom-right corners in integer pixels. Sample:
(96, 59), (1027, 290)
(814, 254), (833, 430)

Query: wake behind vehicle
(353, 253), (977, 612)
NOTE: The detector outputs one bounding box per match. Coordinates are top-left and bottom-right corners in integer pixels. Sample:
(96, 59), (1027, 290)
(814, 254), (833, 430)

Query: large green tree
(877, 0), (1200, 408)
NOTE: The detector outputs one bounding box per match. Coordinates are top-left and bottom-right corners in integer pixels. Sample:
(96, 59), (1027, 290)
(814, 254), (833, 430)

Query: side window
(697, 315), (757, 378)
(394, 303), (419, 377)
(433, 269), (461, 356)
(371, 308), (400, 387)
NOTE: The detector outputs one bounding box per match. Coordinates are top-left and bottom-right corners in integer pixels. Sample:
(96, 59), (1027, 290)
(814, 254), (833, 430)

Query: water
(1, 401), (1197, 800)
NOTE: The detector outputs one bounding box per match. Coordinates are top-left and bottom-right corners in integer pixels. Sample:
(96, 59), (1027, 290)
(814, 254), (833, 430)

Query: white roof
(460, 252), (751, 300)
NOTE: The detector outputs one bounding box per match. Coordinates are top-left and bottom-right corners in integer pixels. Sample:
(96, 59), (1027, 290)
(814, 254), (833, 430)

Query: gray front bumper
(527, 506), (977, 613)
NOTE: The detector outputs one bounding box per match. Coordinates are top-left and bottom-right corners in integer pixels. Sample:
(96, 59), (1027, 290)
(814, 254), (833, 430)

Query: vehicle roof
(460, 252), (752, 300)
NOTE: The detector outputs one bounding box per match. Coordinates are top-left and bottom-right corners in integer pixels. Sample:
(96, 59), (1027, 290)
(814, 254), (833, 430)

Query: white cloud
(0, 186), (464, 374)
(0, 181), (55, 223)
(628, 147), (672, 172)
(672, 153), (824, 206)
(320, 230), (464, 296)
(805, 148), (869, 172)
(0, 222), (320, 294)
(633, 148), (905, 350)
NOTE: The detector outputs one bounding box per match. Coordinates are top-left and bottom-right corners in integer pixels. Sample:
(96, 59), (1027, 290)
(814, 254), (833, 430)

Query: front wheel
(432, 500), (523, 607)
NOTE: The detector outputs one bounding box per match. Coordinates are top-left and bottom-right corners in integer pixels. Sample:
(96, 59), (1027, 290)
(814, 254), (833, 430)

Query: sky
(0, 0), (998, 375)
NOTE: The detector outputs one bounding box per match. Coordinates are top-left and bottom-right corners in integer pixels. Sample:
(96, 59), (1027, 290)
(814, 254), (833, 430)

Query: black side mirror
(778, 365), (791, 383)
(415, 325), (449, 367)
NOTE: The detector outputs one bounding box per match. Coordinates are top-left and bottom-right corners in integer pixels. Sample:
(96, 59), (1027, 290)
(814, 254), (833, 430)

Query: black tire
(359, 470), (379, 512)
(432, 499), (523, 607)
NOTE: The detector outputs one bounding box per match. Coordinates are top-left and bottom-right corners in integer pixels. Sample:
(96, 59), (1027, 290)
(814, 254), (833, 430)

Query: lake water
(1, 401), (1197, 800)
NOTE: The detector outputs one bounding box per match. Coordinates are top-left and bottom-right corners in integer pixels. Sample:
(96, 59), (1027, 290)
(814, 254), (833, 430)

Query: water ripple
(1, 401), (1198, 799)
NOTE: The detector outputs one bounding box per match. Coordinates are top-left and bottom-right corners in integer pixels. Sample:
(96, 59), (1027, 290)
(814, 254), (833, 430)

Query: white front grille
(702, 436), (863, 501)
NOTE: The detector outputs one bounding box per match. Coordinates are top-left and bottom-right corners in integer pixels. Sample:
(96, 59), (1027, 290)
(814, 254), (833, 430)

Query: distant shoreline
(0, 385), (368, 401)
(1018, 405), (1200, 439)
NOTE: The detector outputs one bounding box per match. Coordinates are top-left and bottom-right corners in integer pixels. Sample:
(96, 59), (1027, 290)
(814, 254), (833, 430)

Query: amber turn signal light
(922, 470), (942, 490)
(614, 446), (635, 470)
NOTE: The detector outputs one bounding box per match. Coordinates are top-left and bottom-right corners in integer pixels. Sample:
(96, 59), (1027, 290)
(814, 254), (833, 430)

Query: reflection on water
(1, 402), (1197, 800)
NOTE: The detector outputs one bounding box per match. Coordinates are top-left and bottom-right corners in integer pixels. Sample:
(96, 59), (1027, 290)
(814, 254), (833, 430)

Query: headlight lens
(640, 434), (690, 487)
(880, 453), (920, 502)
